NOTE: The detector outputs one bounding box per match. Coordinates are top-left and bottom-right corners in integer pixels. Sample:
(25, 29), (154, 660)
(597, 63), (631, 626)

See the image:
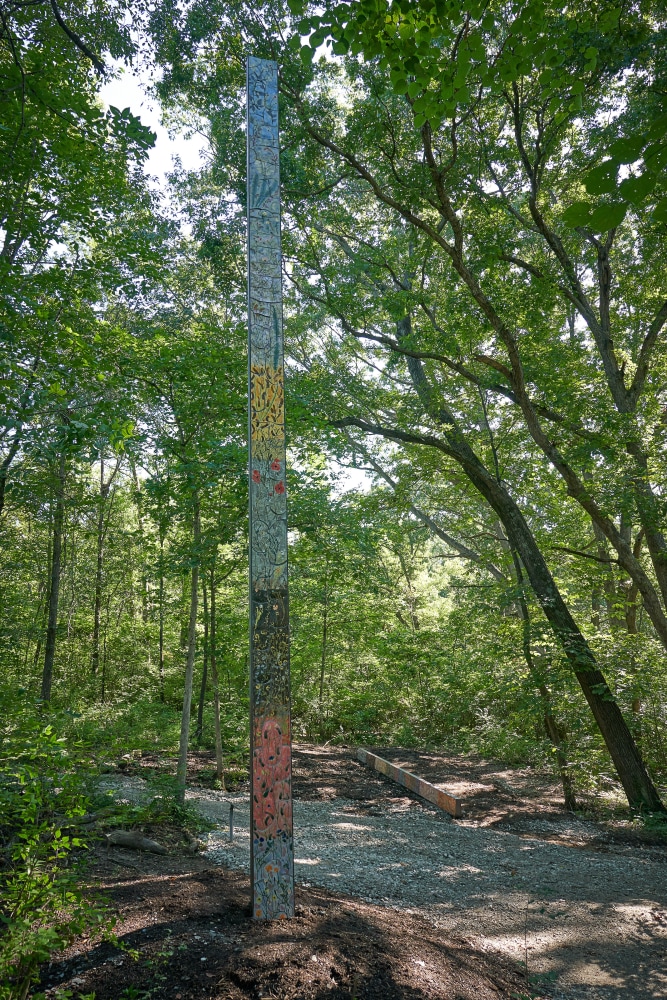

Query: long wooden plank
(247, 55), (294, 921)
(357, 749), (463, 818)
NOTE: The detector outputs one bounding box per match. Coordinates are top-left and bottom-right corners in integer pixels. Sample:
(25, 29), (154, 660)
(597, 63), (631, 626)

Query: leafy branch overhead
(288, 0), (667, 230)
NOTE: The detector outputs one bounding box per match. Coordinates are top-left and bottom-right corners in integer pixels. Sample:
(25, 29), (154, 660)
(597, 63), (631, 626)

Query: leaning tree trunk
(474, 461), (664, 812)
(400, 344), (664, 813)
(41, 450), (66, 702)
(510, 549), (576, 810)
(0, 431), (21, 519)
(176, 496), (200, 804)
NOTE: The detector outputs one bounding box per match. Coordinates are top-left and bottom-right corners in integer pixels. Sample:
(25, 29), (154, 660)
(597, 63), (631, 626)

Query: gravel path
(191, 788), (667, 1000)
(96, 771), (667, 998)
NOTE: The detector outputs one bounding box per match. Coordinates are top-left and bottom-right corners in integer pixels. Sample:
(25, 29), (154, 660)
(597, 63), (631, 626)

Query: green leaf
(647, 113), (667, 141)
(608, 136), (645, 163)
(618, 171), (656, 204)
(598, 7), (621, 31)
(584, 160), (617, 196)
(562, 200), (592, 226)
(653, 198), (667, 223)
(644, 141), (667, 171)
(588, 201), (627, 231)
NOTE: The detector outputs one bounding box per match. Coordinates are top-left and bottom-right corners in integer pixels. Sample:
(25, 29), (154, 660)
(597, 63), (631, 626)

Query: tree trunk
(209, 564), (224, 787)
(176, 497), (200, 804)
(195, 579), (209, 744)
(91, 455), (105, 677)
(32, 535), (50, 684)
(343, 368), (665, 809)
(477, 465), (664, 812)
(158, 531), (165, 703)
(180, 571), (190, 653)
(41, 450), (66, 702)
(622, 442), (667, 610)
(401, 342), (664, 813)
(510, 549), (576, 811)
(319, 559), (328, 727)
(129, 458), (150, 623)
(0, 431), (21, 518)
(101, 594), (112, 702)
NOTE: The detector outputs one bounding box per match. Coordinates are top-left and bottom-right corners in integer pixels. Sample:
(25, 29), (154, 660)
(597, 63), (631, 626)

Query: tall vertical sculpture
(246, 55), (295, 920)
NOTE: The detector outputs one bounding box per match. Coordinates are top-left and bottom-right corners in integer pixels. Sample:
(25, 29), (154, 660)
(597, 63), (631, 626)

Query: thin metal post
(246, 55), (295, 920)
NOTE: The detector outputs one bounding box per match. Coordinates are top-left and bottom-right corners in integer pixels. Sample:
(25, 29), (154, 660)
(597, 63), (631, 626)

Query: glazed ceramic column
(246, 55), (295, 920)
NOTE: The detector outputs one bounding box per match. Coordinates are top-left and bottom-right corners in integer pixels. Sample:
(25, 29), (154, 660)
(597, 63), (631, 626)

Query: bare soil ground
(42, 858), (532, 1000)
(38, 744), (667, 1000)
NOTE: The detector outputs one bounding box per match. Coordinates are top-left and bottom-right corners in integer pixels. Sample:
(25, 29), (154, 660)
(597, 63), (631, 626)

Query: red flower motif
(251, 469), (261, 483)
(270, 459), (281, 472)
(274, 481), (285, 495)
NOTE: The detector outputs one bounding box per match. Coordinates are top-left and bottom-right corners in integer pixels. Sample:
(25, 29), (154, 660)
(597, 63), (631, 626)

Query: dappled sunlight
(330, 821), (376, 831)
(483, 896), (667, 994)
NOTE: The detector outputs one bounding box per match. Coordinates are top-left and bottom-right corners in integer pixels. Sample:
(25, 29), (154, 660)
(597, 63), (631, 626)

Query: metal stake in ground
(246, 54), (295, 920)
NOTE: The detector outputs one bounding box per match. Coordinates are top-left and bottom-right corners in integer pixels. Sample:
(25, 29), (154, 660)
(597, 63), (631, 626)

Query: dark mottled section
(251, 589), (290, 711)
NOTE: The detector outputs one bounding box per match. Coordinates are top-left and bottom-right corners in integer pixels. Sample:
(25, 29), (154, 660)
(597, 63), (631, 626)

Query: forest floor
(39, 745), (667, 1000)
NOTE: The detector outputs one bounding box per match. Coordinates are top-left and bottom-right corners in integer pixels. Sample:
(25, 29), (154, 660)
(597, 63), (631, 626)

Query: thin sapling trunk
(209, 564), (224, 787)
(41, 449), (66, 702)
(196, 579), (209, 744)
(176, 496), (200, 804)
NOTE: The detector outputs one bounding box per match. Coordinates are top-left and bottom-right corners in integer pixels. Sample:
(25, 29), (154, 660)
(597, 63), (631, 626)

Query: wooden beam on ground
(357, 748), (463, 818)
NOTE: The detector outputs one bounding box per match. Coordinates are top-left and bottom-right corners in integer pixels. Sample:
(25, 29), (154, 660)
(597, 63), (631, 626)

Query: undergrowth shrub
(0, 697), (114, 1000)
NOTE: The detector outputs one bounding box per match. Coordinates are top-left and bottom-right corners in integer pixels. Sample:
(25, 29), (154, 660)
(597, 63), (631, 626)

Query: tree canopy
(1, 0), (666, 821)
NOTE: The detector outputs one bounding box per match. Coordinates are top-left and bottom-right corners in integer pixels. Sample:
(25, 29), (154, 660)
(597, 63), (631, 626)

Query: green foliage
(0, 697), (113, 1000)
(292, 0), (666, 230)
(0, 0), (666, 910)
(69, 699), (184, 757)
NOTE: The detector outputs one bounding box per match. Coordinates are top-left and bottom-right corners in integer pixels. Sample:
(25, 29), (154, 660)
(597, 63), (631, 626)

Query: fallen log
(105, 830), (167, 855)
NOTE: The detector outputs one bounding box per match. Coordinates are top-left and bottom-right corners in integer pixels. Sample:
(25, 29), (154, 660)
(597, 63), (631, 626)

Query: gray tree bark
(41, 449), (66, 701)
(176, 496), (200, 804)
(209, 564), (224, 786)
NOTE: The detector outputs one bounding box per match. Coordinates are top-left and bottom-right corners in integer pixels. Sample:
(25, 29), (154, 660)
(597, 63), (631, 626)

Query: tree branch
(551, 544), (619, 565)
(49, 0), (104, 73)
(629, 300), (667, 406)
